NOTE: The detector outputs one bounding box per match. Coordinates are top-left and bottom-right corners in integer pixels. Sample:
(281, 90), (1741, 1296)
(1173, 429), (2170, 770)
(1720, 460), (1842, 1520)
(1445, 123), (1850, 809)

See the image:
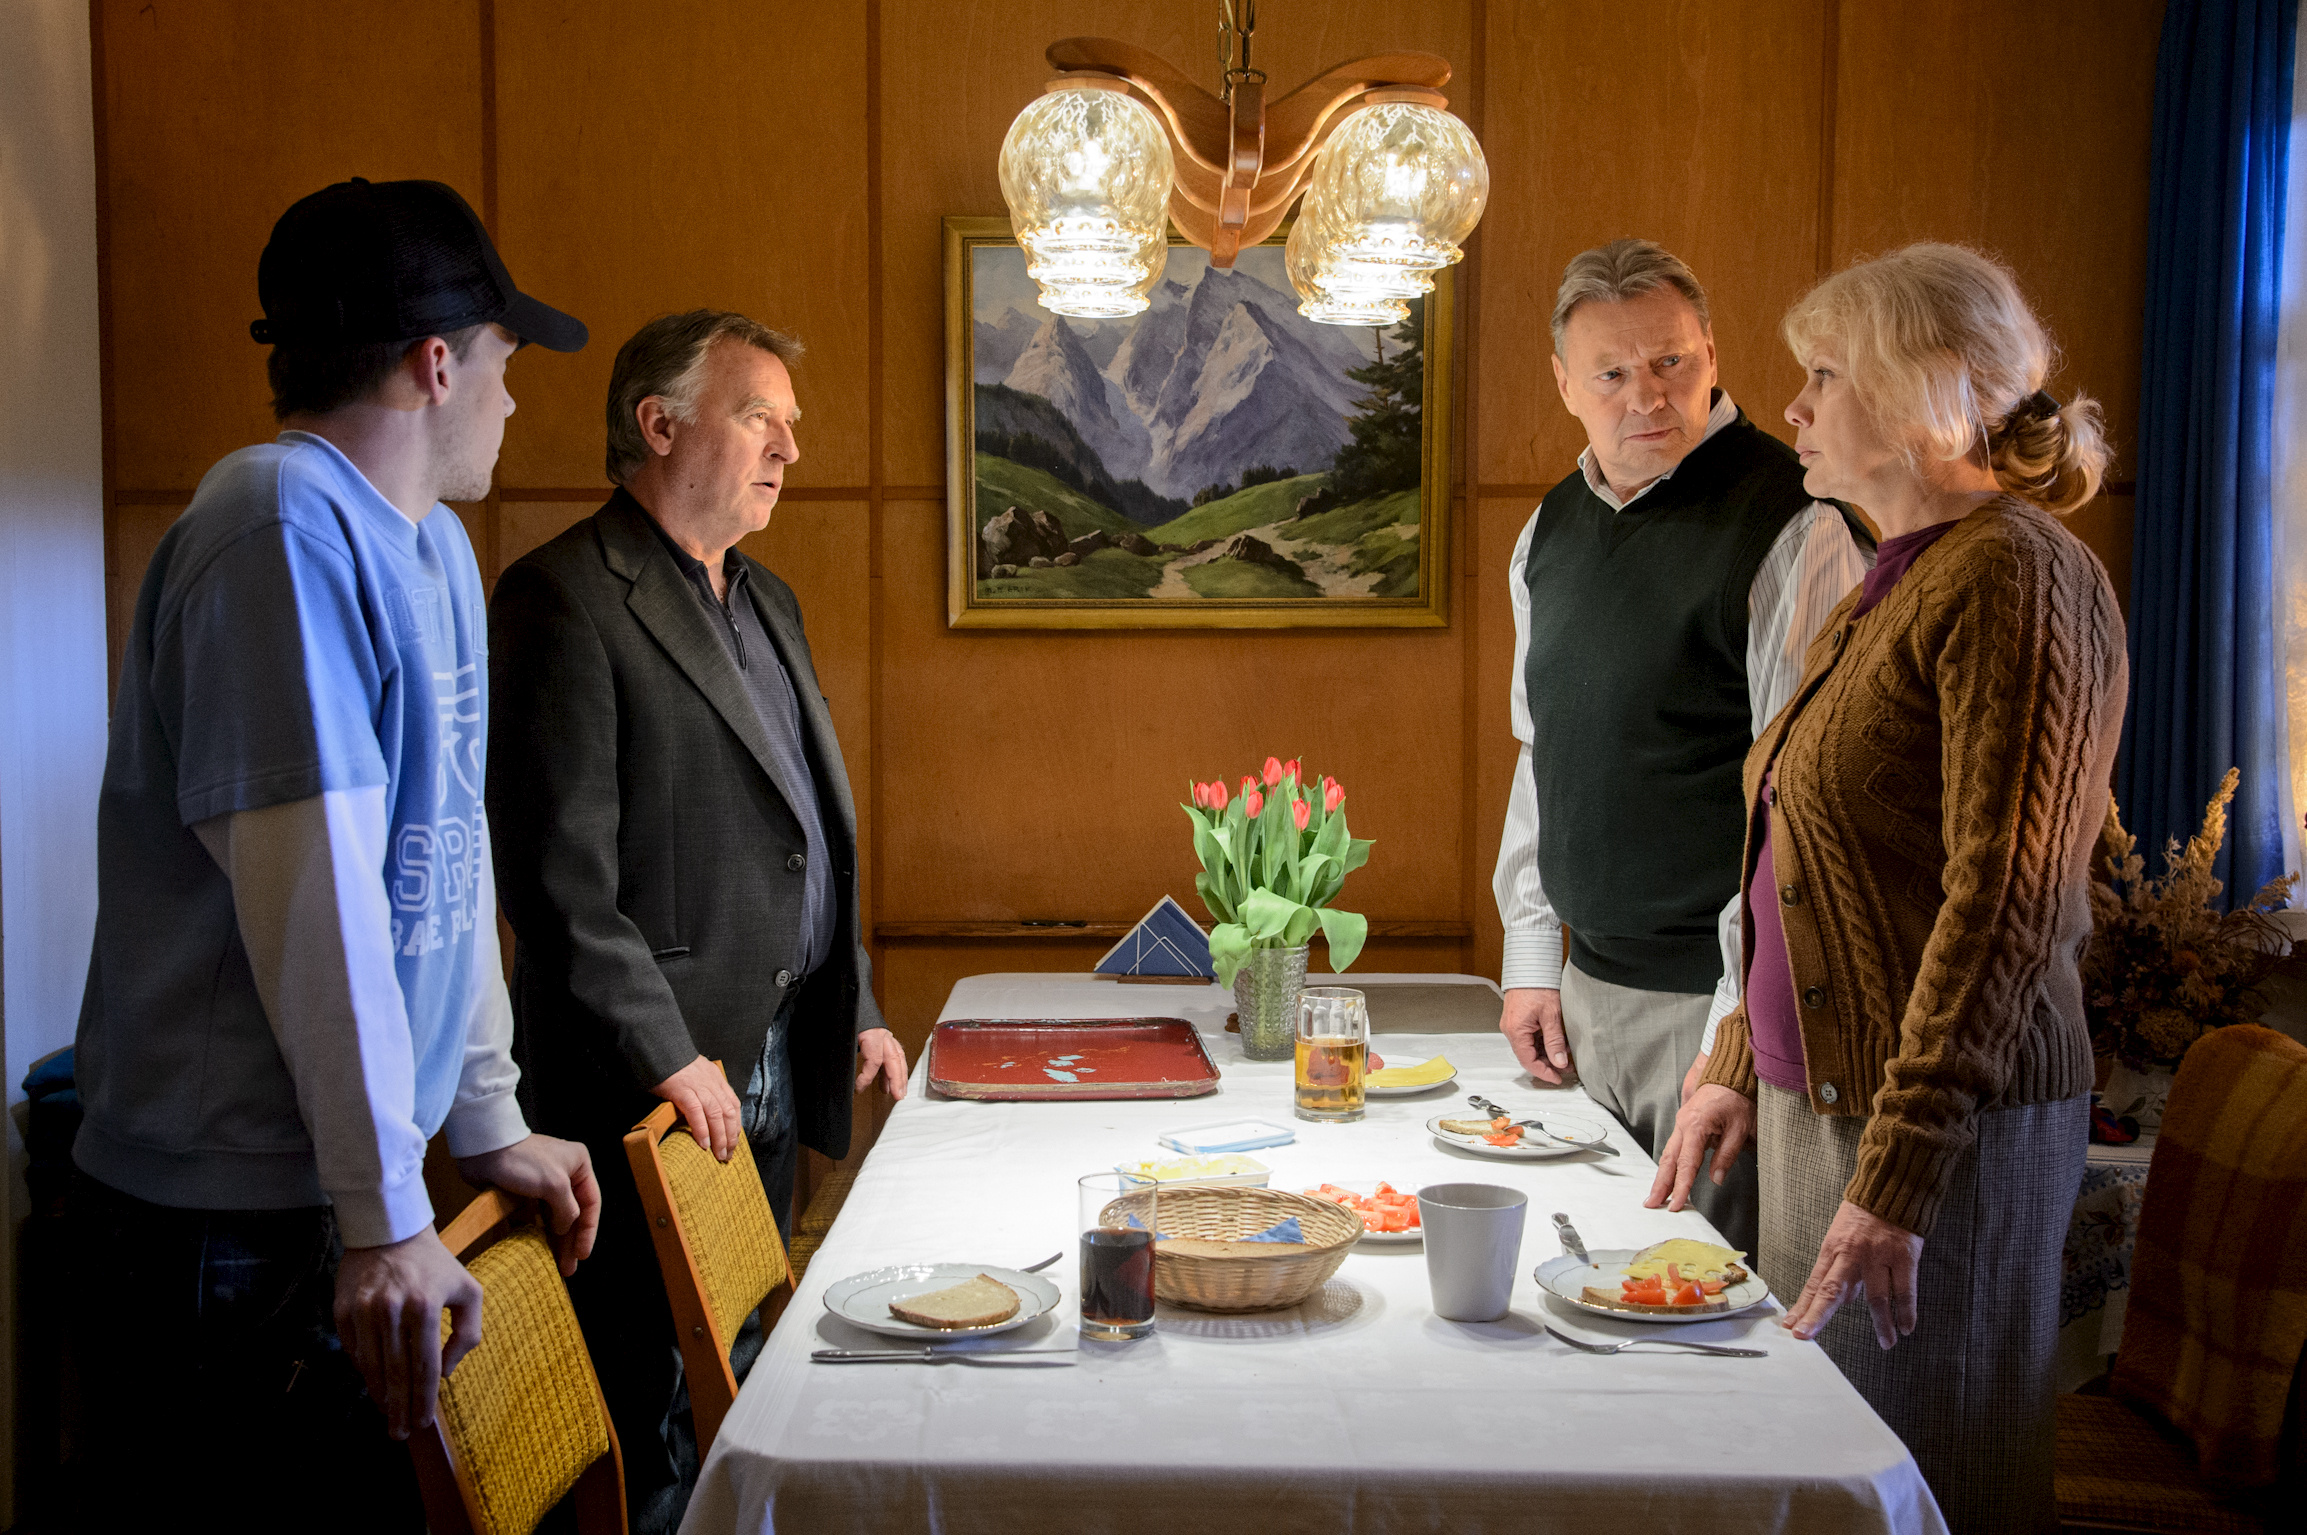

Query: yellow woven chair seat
(436, 1228), (614, 1535)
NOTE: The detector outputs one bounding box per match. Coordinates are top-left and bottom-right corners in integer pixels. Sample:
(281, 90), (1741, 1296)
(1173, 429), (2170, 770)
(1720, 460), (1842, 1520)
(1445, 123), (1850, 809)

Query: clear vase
(1233, 944), (1309, 1062)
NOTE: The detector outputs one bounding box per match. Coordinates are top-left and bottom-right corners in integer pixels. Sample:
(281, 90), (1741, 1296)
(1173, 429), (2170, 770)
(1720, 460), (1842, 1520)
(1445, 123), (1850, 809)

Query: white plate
(1297, 1182), (1424, 1244)
(1534, 1248), (1773, 1325)
(1364, 1057), (1458, 1098)
(1426, 1108), (1613, 1159)
(821, 1263), (1063, 1341)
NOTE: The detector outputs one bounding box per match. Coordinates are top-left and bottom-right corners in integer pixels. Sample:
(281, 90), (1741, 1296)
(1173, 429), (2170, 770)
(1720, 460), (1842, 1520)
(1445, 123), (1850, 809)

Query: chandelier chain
(1217, 0), (1262, 102)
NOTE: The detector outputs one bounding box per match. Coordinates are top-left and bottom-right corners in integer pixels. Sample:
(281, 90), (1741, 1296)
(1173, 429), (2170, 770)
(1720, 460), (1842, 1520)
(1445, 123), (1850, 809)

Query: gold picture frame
(944, 215), (1452, 629)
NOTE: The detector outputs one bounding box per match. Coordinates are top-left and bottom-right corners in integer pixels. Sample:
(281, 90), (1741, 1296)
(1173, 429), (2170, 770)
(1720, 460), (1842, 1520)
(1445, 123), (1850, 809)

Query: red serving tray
(927, 1018), (1221, 1100)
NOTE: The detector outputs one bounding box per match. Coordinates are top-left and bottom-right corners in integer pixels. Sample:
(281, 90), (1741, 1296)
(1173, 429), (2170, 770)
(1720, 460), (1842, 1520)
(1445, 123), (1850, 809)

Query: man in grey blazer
(487, 309), (905, 1532)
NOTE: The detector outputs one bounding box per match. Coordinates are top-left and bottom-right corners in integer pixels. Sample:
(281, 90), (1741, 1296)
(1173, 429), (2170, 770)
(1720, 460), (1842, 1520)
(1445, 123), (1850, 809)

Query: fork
(1466, 1095), (1620, 1156)
(1544, 1324), (1763, 1358)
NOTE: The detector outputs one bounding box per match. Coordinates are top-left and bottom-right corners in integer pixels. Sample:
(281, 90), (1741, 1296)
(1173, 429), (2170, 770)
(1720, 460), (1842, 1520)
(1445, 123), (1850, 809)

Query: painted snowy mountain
(972, 307), (1041, 384)
(1137, 268), (1365, 497)
(976, 250), (1386, 501)
(1003, 316), (1153, 481)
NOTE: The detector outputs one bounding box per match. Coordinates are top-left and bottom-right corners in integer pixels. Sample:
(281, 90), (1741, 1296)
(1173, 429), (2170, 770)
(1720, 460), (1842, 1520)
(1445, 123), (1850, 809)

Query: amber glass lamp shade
(1285, 210), (1408, 327)
(999, 81), (1174, 317)
(1303, 100), (1489, 278)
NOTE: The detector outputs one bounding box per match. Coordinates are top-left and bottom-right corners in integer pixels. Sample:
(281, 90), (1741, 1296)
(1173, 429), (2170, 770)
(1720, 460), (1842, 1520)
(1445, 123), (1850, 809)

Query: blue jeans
(64, 1172), (424, 1532)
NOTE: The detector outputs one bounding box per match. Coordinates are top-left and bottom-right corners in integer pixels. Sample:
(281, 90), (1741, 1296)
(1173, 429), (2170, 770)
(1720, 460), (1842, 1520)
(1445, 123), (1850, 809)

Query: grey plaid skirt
(1758, 1084), (2086, 1535)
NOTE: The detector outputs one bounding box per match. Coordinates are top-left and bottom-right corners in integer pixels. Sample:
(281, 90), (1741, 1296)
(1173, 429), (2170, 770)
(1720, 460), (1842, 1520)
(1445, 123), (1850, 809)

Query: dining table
(681, 972), (1947, 1534)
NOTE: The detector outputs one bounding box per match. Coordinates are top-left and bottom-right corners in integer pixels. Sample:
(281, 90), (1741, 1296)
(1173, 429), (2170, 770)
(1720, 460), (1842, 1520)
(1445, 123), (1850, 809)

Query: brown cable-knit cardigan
(1698, 496), (2127, 1235)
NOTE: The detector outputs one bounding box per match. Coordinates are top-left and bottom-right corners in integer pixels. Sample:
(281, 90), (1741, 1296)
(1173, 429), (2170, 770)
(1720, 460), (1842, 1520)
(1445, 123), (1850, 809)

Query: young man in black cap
(67, 178), (594, 1529)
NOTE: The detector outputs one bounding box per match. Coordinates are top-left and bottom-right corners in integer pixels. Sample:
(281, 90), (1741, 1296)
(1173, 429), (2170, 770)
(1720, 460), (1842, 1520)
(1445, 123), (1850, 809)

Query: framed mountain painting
(943, 216), (1452, 629)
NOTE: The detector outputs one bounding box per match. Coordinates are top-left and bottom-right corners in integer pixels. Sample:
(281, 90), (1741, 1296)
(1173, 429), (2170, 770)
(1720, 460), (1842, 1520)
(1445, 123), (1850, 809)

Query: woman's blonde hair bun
(1985, 385), (2109, 517)
(1782, 243), (2110, 515)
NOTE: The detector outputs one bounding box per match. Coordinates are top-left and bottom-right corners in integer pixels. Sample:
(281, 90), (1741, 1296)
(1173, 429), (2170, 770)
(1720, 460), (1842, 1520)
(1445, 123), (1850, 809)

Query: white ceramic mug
(1418, 1182), (1528, 1321)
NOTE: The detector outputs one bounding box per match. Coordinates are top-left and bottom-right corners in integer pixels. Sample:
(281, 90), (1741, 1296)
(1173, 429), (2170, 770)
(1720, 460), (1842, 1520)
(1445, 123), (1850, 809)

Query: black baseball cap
(250, 178), (586, 353)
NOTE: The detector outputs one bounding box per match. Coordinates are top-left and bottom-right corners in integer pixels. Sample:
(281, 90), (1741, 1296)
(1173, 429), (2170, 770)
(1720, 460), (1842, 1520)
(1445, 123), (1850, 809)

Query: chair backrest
(411, 1188), (628, 1535)
(623, 1094), (795, 1458)
(2111, 1023), (2307, 1487)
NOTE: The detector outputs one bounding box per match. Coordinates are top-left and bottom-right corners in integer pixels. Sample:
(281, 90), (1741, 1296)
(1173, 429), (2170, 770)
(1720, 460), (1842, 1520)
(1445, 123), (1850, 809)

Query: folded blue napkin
(1241, 1216), (1305, 1244)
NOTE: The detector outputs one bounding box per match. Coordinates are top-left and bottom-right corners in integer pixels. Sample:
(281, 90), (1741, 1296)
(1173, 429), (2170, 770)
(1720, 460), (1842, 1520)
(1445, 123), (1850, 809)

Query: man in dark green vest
(1491, 240), (1867, 1253)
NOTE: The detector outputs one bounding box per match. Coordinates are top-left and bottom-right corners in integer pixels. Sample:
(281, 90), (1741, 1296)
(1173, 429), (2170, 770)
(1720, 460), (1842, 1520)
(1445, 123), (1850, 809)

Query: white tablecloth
(684, 974), (1945, 1535)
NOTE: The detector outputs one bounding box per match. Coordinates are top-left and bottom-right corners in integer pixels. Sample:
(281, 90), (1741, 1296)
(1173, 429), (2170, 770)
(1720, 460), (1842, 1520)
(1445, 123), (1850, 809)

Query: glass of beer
(1077, 1171), (1158, 1340)
(1295, 986), (1370, 1123)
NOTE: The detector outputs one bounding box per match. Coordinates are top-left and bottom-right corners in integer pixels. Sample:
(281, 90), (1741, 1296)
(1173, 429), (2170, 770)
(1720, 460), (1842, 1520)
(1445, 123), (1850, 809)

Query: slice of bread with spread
(887, 1273), (1022, 1329)
(1577, 1238), (1750, 1314)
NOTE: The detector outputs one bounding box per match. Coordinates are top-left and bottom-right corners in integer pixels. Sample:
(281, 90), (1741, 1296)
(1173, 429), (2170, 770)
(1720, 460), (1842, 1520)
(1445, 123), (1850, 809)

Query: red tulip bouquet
(1182, 756), (1372, 987)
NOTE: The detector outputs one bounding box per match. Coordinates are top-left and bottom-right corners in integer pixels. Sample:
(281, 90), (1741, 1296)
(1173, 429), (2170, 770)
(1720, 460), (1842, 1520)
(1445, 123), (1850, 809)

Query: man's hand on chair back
(336, 1230), (483, 1441)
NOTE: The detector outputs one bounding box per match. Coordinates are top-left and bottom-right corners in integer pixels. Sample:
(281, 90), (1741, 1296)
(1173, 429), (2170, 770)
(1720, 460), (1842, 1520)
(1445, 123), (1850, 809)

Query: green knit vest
(1522, 412), (1812, 993)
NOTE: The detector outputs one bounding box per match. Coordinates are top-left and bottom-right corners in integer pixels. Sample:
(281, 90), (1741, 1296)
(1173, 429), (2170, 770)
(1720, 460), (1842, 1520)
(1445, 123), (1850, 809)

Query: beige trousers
(1759, 1083), (2086, 1535)
(1559, 959), (1759, 1255)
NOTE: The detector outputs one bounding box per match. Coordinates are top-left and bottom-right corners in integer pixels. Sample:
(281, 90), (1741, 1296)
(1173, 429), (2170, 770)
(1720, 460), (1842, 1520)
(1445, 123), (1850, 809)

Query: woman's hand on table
(857, 1027), (909, 1099)
(1645, 1083), (1754, 1213)
(1783, 1199), (1923, 1350)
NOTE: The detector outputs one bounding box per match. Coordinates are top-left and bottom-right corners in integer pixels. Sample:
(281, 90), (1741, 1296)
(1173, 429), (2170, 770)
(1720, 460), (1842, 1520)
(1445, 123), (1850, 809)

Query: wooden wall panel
(497, 498), (598, 576)
(492, 0), (873, 493)
(97, 0), (484, 493)
(1831, 0), (2162, 602)
(872, 497), (1468, 925)
(1475, 0), (1830, 490)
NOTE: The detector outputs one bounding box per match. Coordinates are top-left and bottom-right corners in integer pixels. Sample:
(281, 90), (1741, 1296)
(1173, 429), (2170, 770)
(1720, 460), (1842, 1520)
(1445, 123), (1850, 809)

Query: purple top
(1742, 517), (1959, 1090)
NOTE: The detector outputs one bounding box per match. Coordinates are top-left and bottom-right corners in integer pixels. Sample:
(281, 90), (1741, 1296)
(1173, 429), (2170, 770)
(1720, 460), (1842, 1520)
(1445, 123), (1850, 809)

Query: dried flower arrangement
(2083, 768), (2295, 1071)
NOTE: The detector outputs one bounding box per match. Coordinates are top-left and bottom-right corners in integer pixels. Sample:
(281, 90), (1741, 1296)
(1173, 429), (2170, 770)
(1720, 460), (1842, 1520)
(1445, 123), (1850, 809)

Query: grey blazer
(486, 489), (883, 1160)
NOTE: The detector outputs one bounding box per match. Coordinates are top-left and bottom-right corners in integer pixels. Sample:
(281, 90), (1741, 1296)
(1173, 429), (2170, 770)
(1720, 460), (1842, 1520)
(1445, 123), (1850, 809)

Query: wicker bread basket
(1102, 1184), (1362, 1313)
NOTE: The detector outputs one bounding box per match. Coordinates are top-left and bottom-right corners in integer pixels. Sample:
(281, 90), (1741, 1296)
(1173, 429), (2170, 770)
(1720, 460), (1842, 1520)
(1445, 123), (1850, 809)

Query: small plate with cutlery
(1427, 1096), (1614, 1159)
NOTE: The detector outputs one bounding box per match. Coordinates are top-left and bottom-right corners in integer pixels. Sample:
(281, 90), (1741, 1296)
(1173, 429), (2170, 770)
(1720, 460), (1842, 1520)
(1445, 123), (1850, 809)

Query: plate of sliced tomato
(1300, 1182), (1423, 1243)
(1533, 1248), (1773, 1324)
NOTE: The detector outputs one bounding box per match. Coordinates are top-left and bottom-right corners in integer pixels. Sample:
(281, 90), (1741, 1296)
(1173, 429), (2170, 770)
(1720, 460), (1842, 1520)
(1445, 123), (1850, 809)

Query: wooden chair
(622, 1093), (797, 1459)
(410, 1188), (627, 1535)
(2056, 1025), (2307, 1533)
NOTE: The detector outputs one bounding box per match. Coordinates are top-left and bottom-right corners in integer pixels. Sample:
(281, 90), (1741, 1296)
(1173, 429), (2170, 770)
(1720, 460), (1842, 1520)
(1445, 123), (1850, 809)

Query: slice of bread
(1437, 1116), (1499, 1136)
(888, 1273), (1022, 1329)
(1580, 1285), (1732, 1316)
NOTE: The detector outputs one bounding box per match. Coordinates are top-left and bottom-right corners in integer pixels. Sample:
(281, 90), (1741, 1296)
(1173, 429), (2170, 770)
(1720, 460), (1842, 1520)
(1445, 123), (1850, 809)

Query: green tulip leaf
(1241, 887), (1302, 941)
(1283, 905), (1322, 947)
(1209, 922), (1252, 988)
(1317, 906), (1368, 973)
(1342, 837), (1374, 874)
(1193, 870), (1234, 924)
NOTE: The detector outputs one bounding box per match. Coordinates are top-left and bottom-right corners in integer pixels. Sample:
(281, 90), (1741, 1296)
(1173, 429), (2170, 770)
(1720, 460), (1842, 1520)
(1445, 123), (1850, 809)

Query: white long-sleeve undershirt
(194, 786), (527, 1247)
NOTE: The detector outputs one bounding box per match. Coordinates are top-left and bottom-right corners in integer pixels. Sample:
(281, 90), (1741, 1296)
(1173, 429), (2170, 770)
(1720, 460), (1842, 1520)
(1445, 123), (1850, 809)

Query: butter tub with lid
(1113, 1153), (1272, 1188)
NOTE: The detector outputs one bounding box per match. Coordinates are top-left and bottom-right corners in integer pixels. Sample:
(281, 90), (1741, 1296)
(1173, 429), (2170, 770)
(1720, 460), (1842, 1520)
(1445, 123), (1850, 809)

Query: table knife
(1552, 1212), (1588, 1263)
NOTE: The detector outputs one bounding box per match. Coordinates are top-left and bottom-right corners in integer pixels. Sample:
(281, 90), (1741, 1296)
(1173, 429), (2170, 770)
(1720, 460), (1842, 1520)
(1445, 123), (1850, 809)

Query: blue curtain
(2121, 0), (2298, 902)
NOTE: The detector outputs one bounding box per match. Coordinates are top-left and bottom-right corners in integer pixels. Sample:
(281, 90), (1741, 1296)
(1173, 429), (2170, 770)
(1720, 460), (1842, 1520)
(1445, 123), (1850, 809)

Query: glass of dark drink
(1077, 1171), (1158, 1340)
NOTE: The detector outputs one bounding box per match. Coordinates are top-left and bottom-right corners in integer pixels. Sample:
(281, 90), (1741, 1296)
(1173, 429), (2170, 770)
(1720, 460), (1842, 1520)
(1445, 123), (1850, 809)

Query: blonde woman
(1646, 243), (2125, 1532)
